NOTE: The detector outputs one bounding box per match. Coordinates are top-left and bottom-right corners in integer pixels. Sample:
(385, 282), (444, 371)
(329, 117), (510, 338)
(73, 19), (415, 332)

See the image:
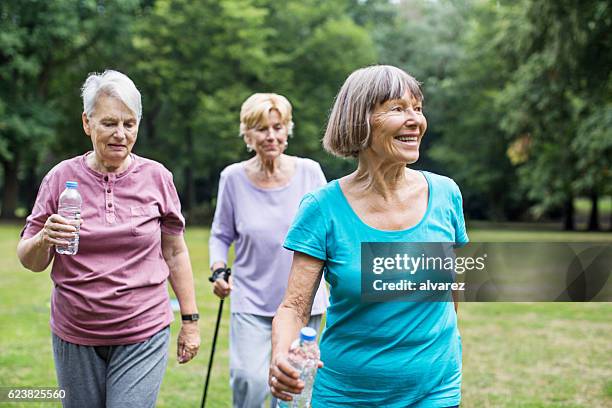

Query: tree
(131, 0), (377, 217)
(248, 0), (378, 180)
(496, 0), (611, 230)
(0, 0), (142, 218)
(131, 0), (273, 211)
(366, 0), (525, 220)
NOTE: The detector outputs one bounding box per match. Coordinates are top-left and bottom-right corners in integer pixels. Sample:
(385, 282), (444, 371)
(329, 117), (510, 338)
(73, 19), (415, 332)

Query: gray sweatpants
(230, 313), (323, 408)
(52, 326), (170, 408)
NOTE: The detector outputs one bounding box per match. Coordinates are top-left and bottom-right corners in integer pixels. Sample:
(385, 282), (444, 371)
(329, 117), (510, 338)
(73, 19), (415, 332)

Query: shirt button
(104, 176), (108, 182)
(107, 189), (111, 193)
(107, 203), (113, 208)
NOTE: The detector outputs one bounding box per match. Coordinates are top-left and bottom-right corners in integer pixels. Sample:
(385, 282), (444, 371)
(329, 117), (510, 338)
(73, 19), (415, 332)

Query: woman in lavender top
(209, 93), (329, 408)
(17, 70), (199, 408)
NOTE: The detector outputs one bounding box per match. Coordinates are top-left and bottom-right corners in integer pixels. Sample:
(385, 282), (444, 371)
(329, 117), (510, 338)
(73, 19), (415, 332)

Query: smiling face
(82, 94), (138, 171)
(369, 91), (427, 164)
(243, 109), (288, 161)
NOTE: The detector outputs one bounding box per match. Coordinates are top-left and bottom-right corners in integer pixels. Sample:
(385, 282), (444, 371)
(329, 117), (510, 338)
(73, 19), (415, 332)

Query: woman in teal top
(269, 65), (467, 407)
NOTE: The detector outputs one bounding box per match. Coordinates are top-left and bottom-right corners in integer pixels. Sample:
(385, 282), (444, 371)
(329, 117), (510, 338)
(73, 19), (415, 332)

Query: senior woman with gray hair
(270, 65), (467, 407)
(17, 70), (199, 408)
(209, 93), (328, 408)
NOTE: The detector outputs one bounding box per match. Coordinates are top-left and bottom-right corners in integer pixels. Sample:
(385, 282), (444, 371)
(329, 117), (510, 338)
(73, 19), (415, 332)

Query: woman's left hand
(177, 322), (200, 364)
(162, 234), (200, 364)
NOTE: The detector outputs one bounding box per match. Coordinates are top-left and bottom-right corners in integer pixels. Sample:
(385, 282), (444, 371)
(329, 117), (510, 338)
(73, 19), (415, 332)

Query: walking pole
(201, 267), (231, 408)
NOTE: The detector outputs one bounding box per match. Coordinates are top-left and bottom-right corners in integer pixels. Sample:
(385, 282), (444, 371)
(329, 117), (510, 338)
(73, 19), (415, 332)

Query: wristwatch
(181, 313), (200, 322)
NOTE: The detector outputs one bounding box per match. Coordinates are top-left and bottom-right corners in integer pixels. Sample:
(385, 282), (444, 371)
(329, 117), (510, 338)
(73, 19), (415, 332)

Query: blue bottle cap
(65, 181), (78, 188)
(300, 327), (317, 342)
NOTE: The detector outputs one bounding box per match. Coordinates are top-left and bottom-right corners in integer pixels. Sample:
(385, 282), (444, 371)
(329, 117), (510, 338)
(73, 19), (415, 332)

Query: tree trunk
(183, 126), (195, 212)
(1, 157), (19, 220)
(609, 196), (612, 232)
(183, 165), (193, 212)
(143, 102), (160, 142)
(24, 163), (38, 214)
(587, 189), (600, 231)
(563, 195), (575, 231)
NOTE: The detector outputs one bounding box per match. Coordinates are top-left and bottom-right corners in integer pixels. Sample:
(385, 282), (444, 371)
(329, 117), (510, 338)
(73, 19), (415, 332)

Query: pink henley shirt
(21, 152), (185, 346)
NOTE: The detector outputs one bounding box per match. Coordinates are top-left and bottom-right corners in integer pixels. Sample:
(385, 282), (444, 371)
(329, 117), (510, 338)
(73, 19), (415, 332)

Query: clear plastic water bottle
(56, 181), (82, 255)
(278, 327), (320, 408)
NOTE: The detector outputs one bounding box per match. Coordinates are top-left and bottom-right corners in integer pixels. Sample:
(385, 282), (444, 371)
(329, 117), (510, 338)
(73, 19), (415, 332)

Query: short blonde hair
(323, 65), (423, 157)
(239, 93), (294, 136)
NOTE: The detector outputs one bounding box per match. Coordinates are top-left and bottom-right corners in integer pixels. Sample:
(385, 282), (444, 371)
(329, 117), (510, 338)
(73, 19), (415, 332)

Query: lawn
(0, 223), (610, 407)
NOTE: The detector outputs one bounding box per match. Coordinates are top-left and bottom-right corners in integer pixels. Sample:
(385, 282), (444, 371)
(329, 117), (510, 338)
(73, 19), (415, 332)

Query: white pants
(229, 313), (323, 408)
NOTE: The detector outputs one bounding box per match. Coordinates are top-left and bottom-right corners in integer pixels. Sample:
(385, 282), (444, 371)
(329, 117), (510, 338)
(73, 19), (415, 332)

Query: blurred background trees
(1, 0), (610, 229)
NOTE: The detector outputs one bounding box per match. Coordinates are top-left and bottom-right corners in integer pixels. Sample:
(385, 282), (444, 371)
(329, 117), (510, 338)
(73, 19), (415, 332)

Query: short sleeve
(21, 175), (56, 239)
(209, 170), (237, 266)
(283, 193), (327, 261)
(160, 171), (185, 235)
(451, 181), (469, 247)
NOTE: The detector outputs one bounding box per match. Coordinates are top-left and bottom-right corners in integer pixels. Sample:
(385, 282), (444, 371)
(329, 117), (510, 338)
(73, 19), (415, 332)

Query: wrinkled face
(244, 109), (288, 161)
(82, 94), (138, 168)
(369, 91), (427, 164)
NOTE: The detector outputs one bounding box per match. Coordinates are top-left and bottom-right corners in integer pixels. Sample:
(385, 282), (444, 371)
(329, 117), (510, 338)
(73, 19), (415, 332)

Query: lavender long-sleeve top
(209, 157), (329, 316)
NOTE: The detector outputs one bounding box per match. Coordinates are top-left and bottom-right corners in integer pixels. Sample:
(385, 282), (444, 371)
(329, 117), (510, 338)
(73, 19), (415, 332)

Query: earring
(246, 144), (253, 152)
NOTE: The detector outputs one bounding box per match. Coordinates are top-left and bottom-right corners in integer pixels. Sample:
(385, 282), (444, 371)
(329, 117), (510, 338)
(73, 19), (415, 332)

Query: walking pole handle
(201, 267), (232, 408)
(209, 266), (231, 283)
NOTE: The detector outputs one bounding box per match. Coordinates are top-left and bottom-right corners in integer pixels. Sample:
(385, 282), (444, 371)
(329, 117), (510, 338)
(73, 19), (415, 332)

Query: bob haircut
(239, 93), (294, 137)
(323, 65), (423, 158)
(81, 70), (142, 121)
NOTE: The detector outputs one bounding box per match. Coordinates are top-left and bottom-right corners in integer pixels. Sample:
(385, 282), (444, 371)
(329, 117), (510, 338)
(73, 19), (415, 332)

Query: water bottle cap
(65, 181), (78, 188)
(300, 327), (317, 342)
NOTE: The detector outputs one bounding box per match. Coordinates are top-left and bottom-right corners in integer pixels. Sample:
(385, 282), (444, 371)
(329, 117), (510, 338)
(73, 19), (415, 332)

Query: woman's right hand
(39, 214), (82, 249)
(269, 351), (324, 401)
(212, 275), (232, 299)
(269, 352), (304, 401)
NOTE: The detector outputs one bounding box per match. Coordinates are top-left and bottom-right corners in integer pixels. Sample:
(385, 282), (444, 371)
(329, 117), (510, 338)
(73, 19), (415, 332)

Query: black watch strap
(181, 313), (199, 322)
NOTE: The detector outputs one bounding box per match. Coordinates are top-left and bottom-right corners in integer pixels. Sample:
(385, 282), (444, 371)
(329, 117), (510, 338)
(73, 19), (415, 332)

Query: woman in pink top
(17, 70), (199, 408)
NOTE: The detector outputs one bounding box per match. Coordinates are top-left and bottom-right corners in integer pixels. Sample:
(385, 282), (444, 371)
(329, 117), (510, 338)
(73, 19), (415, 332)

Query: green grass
(575, 196), (612, 215)
(468, 221), (612, 242)
(0, 223), (610, 407)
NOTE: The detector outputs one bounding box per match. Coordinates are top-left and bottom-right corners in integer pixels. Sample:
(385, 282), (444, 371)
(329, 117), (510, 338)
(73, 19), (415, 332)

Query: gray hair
(323, 65), (423, 158)
(81, 70), (142, 121)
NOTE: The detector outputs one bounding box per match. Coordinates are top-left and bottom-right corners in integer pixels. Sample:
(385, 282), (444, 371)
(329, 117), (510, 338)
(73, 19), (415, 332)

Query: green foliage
(130, 0), (376, 206)
(275, 14), (377, 171)
(378, 0), (611, 223)
(1, 0), (609, 226)
(371, 0), (525, 219)
(0, 0), (143, 217)
(131, 0), (274, 206)
(573, 97), (612, 194)
(495, 0), (611, 221)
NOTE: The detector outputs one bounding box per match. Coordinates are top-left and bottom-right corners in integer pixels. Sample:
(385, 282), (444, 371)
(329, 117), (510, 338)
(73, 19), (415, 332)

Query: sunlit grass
(0, 223), (610, 407)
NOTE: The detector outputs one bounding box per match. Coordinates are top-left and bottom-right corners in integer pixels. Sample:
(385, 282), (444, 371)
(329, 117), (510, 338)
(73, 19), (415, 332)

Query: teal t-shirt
(284, 171), (468, 408)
